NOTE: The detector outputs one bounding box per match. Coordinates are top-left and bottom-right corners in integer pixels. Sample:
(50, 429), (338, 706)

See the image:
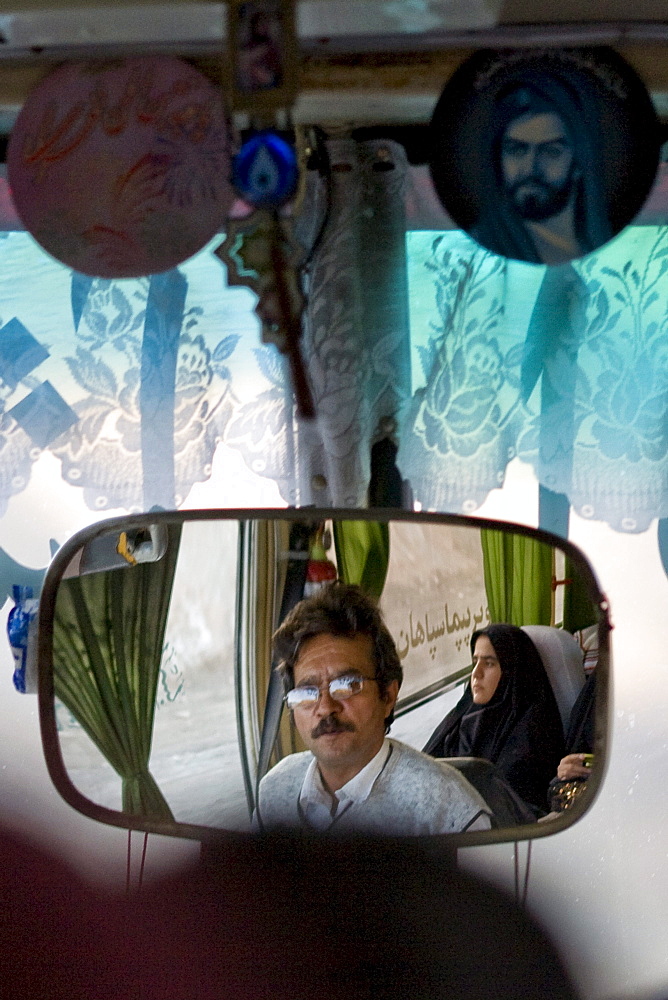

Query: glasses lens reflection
(286, 674), (366, 708)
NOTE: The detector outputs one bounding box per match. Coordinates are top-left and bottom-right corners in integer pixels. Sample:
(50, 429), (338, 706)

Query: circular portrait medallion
(429, 48), (661, 266)
(7, 57), (234, 278)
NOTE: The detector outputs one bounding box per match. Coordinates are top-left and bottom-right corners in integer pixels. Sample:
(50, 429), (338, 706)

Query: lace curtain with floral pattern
(399, 223), (668, 533)
(0, 138), (411, 517)
(0, 149), (666, 536)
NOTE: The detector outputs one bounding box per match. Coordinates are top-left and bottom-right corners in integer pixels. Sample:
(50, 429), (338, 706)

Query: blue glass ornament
(233, 130), (298, 207)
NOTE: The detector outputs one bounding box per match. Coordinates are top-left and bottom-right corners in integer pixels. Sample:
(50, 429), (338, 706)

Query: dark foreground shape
(2, 826), (580, 1000)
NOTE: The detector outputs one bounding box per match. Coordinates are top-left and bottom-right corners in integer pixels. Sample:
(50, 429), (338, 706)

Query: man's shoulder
(387, 739), (461, 776)
(261, 750), (313, 786)
(385, 740), (485, 799)
(363, 740), (490, 834)
(255, 752), (313, 830)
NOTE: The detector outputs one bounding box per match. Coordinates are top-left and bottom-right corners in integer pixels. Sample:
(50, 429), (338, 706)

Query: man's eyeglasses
(285, 673), (377, 709)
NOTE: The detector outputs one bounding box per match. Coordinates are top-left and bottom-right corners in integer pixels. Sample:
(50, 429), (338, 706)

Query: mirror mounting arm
(368, 435), (412, 510)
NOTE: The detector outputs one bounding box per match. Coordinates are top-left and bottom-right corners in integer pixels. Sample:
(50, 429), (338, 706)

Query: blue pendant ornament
(233, 130), (298, 208)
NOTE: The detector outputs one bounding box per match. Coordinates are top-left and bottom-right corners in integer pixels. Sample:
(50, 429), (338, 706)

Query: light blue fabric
(0, 232), (281, 514)
(0, 179), (666, 537)
(400, 225), (668, 533)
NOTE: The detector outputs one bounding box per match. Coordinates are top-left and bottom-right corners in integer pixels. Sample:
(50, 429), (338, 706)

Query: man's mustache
(510, 176), (554, 195)
(311, 715), (356, 739)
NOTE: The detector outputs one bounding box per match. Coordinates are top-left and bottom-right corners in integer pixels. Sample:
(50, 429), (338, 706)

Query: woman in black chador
(423, 624), (564, 816)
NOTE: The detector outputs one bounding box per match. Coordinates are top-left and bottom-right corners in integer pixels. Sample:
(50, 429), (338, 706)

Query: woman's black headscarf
(564, 670), (596, 755)
(423, 624), (565, 814)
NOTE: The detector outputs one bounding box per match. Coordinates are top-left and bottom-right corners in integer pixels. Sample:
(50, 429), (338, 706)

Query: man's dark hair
(274, 582), (403, 730)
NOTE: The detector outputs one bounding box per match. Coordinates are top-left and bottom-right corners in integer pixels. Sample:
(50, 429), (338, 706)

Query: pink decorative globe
(7, 57), (234, 278)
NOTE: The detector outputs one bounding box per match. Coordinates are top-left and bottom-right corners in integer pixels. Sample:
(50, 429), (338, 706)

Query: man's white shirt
(299, 739), (392, 830)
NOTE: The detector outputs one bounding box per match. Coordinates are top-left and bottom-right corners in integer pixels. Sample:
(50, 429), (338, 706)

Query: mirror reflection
(47, 514), (605, 838)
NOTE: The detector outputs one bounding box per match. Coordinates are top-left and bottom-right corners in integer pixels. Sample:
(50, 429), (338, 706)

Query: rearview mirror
(37, 509), (610, 847)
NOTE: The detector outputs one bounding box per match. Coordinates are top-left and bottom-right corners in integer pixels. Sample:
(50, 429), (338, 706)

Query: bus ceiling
(0, 3), (668, 128)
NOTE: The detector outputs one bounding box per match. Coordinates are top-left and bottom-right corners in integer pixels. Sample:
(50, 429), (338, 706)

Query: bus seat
(521, 625), (586, 735)
(440, 757), (539, 825)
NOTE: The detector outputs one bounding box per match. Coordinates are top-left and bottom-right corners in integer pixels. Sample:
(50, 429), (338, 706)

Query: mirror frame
(37, 507), (612, 847)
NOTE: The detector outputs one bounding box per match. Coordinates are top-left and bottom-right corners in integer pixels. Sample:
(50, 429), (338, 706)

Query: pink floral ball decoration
(7, 57), (234, 278)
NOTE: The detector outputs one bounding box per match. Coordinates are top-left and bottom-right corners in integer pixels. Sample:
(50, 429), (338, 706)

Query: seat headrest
(521, 625), (586, 735)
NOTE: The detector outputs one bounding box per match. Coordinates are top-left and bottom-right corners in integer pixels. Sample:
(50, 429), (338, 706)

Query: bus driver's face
(501, 111), (577, 221)
(290, 633), (398, 792)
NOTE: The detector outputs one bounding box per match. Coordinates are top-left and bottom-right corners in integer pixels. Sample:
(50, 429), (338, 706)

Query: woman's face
(471, 635), (502, 705)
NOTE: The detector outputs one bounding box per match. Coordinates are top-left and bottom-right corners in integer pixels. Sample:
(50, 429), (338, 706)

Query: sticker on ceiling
(7, 57), (234, 278)
(429, 47), (661, 266)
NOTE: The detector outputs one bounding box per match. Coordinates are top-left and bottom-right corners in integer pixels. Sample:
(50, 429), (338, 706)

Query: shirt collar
(299, 738), (392, 829)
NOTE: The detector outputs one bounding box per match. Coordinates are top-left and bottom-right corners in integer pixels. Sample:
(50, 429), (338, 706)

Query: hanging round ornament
(429, 47), (661, 266)
(7, 57), (234, 278)
(232, 130), (298, 207)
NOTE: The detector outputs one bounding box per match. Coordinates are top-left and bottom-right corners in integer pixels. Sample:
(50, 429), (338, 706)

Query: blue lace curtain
(0, 138), (411, 522)
(0, 150), (666, 542)
(398, 222), (668, 535)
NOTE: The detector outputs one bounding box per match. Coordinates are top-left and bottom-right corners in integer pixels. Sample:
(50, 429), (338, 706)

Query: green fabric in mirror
(52, 525), (182, 822)
(333, 520), (390, 601)
(480, 529), (553, 626)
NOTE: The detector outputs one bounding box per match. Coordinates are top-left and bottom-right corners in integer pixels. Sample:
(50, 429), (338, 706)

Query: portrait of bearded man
(429, 49), (660, 268)
(472, 76), (614, 265)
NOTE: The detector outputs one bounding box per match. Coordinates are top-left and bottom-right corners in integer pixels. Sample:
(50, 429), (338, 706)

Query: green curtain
(480, 529), (553, 626)
(333, 520), (390, 601)
(52, 525), (181, 821)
